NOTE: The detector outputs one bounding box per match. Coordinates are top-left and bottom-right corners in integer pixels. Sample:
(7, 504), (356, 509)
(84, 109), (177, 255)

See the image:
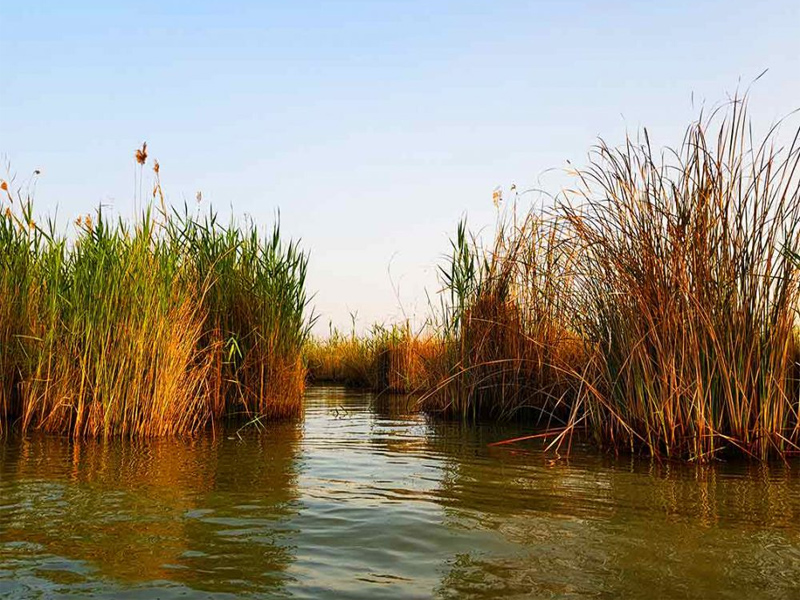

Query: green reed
(0, 191), (311, 437)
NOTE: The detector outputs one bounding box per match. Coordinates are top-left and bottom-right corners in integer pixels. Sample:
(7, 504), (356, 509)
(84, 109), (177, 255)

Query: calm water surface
(1, 386), (800, 598)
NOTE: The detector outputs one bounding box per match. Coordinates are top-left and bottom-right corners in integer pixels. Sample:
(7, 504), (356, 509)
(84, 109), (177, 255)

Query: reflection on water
(0, 424), (301, 598)
(1, 385), (800, 598)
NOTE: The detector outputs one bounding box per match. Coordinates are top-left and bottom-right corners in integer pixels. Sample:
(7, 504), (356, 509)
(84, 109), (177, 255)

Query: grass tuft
(0, 190), (311, 437)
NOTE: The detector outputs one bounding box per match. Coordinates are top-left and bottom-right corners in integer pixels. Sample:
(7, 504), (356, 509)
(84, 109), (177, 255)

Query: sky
(2, 1), (799, 334)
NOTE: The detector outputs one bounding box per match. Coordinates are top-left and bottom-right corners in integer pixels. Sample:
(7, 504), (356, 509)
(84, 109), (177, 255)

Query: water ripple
(0, 386), (799, 598)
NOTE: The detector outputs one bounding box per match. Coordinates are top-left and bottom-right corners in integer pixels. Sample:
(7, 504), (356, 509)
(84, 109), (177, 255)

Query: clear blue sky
(2, 1), (799, 334)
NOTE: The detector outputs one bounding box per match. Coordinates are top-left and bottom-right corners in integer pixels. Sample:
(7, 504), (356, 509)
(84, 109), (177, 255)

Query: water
(1, 386), (800, 599)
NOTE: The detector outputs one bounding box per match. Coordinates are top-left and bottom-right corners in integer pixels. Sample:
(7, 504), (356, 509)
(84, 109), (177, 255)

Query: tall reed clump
(0, 196), (39, 430)
(305, 321), (443, 392)
(0, 186), (311, 437)
(423, 212), (583, 423)
(563, 97), (800, 460)
(421, 96), (800, 461)
(20, 208), (212, 437)
(167, 207), (312, 420)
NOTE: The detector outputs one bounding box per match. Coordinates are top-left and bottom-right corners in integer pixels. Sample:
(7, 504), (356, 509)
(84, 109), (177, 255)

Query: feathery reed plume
(135, 142), (148, 165)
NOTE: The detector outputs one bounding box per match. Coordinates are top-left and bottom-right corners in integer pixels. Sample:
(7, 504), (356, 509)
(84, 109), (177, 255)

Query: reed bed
(562, 99), (800, 460)
(5, 96), (800, 461)
(423, 97), (800, 461)
(0, 188), (311, 437)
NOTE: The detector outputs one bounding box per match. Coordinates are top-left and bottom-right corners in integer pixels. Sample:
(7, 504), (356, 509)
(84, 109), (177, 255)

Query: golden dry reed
(423, 214), (583, 424)
(421, 96), (800, 461)
(0, 167), (311, 438)
(305, 321), (443, 393)
(562, 97), (800, 461)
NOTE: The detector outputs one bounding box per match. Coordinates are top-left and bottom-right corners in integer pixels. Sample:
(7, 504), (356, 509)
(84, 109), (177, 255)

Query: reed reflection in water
(0, 422), (302, 598)
(425, 420), (800, 599)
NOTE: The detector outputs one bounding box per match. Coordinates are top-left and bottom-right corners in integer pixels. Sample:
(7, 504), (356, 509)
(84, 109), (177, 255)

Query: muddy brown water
(1, 385), (799, 598)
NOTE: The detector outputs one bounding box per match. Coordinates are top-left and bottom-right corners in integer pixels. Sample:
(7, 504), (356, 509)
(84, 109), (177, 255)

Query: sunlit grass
(420, 211), (583, 425)
(561, 97), (800, 460)
(0, 182), (311, 437)
(5, 95), (800, 461)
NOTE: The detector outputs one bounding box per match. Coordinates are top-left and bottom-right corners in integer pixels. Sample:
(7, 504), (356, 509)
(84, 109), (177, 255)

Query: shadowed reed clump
(0, 194), (311, 437)
(422, 213), (582, 423)
(0, 199), (38, 430)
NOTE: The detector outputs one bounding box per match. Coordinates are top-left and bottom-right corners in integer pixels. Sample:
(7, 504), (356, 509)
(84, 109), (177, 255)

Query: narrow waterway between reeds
(1, 385), (800, 598)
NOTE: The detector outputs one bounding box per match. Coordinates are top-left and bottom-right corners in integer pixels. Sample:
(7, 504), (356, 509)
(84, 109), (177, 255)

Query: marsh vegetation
(309, 97), (800, 462)
(3, 97), (800, 462)
(0, 180), (312, 437)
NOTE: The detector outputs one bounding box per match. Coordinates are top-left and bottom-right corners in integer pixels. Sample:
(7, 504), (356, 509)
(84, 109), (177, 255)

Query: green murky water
(1, 386), (800, 598)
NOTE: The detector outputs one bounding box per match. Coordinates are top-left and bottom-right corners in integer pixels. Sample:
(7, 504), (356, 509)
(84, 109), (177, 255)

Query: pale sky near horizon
(2, 1), (799, 334)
